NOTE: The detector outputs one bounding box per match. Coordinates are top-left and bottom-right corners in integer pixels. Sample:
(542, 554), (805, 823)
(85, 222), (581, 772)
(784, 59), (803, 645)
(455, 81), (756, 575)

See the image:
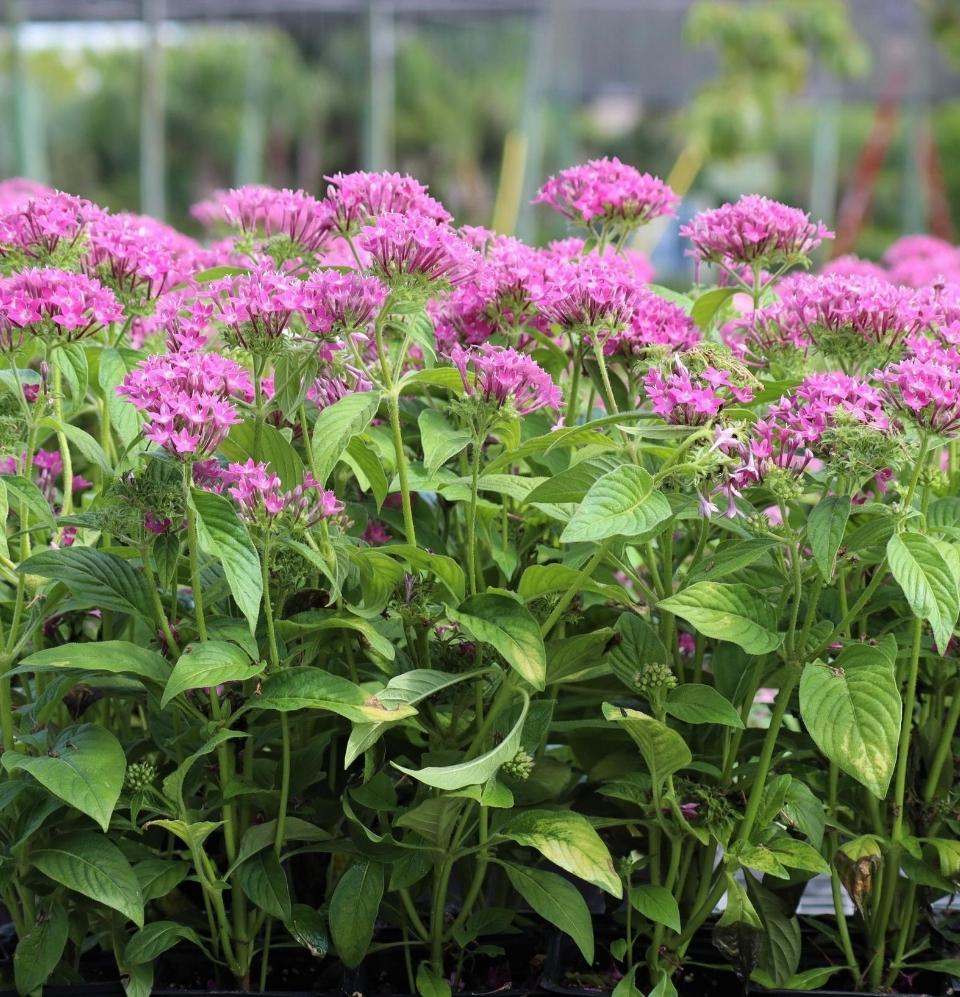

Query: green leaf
(312, 390), (381, 484)
(499, 808), (622, 897)
(345, 669), (482, 767)
(447, 594), (546, 690)
(888, 531), (960, 653)
(124, 921), (207, 964)
(162, 640), (264, 708)
(253, 666), (418, 724)
(525, 456), (622, 504)
(504, 864), (594, 963)
(517, 563), (626, 605)
(236, 849), (292, 922)
(684, 538), (780, 587)
(658, 582), (781, 654)
(220, 420), (304, 490)
(12, 640), (170, 686)
(39, 418), (112, 476)
(418, 408), (471, 475)
(19, 547), (154, 621)
(162, 729), (248, 813)
(329, 860), (383, 968)
(99, 346), (141, 450)
(134, 859), (190, 903)
(630, 884), (681, 933)
(381, 544), (465, 601)
(344, 436), (389, 508)
(14, 901), (68, 996)
(3, 724), (125, 831)
(32, 831), (144, 926)
(230, 817), (329, 875)
(767, 836), (830, 876)
(607, 613), (668, 690)
(190, 487), (263, 638)
(561, 465), (672, 543)
(691, 286), (739, 331)
(808, 495), (850, 581)
(393, 692), (529, 790)
(906, 959), (960, 976)
(799, 640), (901, 798)
(2, 474), (54, 530)
(665, 684), (744, 728)
(602, 703), (691, 793)
(287, 904), (330, 959)
(276, 610), (396, 660)
(416, 964), (452, 997)
(751, 967), (839, 991)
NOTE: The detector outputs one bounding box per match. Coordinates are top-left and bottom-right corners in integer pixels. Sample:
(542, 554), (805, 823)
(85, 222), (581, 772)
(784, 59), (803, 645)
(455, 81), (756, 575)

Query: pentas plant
(0, 164), (958, 997)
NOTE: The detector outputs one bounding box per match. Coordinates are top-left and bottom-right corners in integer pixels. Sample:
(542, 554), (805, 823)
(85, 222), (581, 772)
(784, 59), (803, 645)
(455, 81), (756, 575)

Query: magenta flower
(0, 191), (101, 259)
(0, 178), (54, 214)
(85, 212), (194, 302)
(644, 360), (753, 425)
(362, 519), (391, 545)
(536, 254), (638, 332)
(149, 292), (216, 352)
(874, 341), (960, 436)
(0, 267), (122, 346)
(356, 212), (481, 288)
(449, 343), (561, 415)
(534, 158), (678, 234)
(883, 234), (960, 288)
(207, 267), (307, 349)
(301, 270), (388, 338)
(192, 185), (334, 255)
(324, 171), (451, 233)
(118, 352), (253, 458)
(307, 367), (375, 412)
(821, 254), (890, 282)
(606, 288), (700, 356)
(681, 195), (832, 269)
(227, 458), (342, 525)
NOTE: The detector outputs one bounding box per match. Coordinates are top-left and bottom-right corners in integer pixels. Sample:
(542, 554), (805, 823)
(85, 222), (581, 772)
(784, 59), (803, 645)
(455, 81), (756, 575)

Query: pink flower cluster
(644, 361), (753, 425)
(118, 352), (253, 457)
(534, 157), (678, 231)
(207, 267), (307, 347)
(883, 234), (960, 289)
(0, 267), (122, 346)
(606, 288), (700, 356)
(301, 270), (388, 337)
(226, 458), (342, 524)
(450, 343), (561, 415)
(536, 254), (639, 331)
(681, 195), (832, 269)
(192, 185), (335, 255)
(0, 191), (101, 258)
(357, 212), (480, 287)
(875, 340), (960, 436)
(324, 171), (451, 233)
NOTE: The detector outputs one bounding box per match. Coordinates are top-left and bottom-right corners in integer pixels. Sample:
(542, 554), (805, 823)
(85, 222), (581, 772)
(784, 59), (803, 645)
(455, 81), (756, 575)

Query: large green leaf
(888, 531), (960, 653)
(12, 640), (171, 686)
(236, 849), (293, 922)
(499, 808), (621, 897)
(658, 582), (781, 654)
(560, 465), (672, 543)
(602, 703), (691, 793)
(3, 474), (54, 530)
(99, 346), (142, 450)
(525, 455), (622, 505)
(161, 640), (265, 708)
(329, 860), (383, 968)
(504, 863), (594, 963)
(393, 692), (528, 790)
(32, 832), (144, 925)
(381, 544), (465, 601)
(630, 884), (681, 933)
(190, 487), (263, 638)
(252, 667), (418, 724)
(808, 495), (851, 582)
(19, 547), (153, 621)
(799, 639), (901, 798)
(14, 900), (68, 996)
(312, 390), (381, 484)
(124, 921), (208, 964)
(447, 594), (546, 690)
(684, 537), (780, 587)
(3, 724), (125, 831)
(691, 286), (739, 331)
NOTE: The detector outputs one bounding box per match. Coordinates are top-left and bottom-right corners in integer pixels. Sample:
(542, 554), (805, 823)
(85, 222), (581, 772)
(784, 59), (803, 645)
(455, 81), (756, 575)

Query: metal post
(364, 0), (395, 172)
(140, 0), (166, 219)
(234, 30), (267, 186)
(6, 0), (46, 181)
(809, 101), (840, 239)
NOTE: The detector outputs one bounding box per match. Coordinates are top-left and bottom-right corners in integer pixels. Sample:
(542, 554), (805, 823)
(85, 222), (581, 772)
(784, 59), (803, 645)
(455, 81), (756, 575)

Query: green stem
(564, 339), (583, 427)
(50, 357), (73, 518)
(591, 337), (620, 422)
(141, 545), (180, 656)
(466, 439), (482, 595)
(183, 462), (208, 642)
(923, 677), (960, 801)
(828, 763), (860, 981)
(540, 540), (612, 639)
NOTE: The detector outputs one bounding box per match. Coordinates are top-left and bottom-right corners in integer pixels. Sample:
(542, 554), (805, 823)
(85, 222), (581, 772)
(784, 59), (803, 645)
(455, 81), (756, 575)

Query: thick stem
(141, 545), (180, 656)
(923, 678), (960, 802)
(51, 359), (73, 518)
(183, 463), (208, 642)
(466, 439), (482, 595)
(540, 540), (611, 639)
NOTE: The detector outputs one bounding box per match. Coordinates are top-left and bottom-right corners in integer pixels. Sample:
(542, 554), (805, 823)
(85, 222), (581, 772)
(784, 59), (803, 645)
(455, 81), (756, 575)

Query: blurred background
(2, 0), (960, 279)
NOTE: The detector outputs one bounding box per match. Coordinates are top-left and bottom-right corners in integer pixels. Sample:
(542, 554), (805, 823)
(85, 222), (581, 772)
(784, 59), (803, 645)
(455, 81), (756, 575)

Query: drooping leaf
(418, 408), (471, 475)
(220, 420), (304, 490)
(602, 703), (691, 793)
(32, 832), (144, 926)
(799, 640), (901, 798)
(665, 684), (744, 728)
(504, 863), (594, 962)
(14, 901), (69, 996)
(3, 724), (125, 831)
(235, 849), (293, 922)
(312, 390), (382, 484)
(499, 808), (621, 897)
(329, 860), (383, 968)
(161, 640), (264, 708)
(12, 640), (171, 687)
(630, 884), (681, 933)
(808, 495), (851, 582)
(124, 921), (208, 964)
(888, 531), (960, 654)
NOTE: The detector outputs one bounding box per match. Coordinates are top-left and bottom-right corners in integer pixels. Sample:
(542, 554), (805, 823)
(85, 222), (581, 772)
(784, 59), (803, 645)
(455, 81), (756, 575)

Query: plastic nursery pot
(538, 930), (950, 997)
(343, 927), (548, 997)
